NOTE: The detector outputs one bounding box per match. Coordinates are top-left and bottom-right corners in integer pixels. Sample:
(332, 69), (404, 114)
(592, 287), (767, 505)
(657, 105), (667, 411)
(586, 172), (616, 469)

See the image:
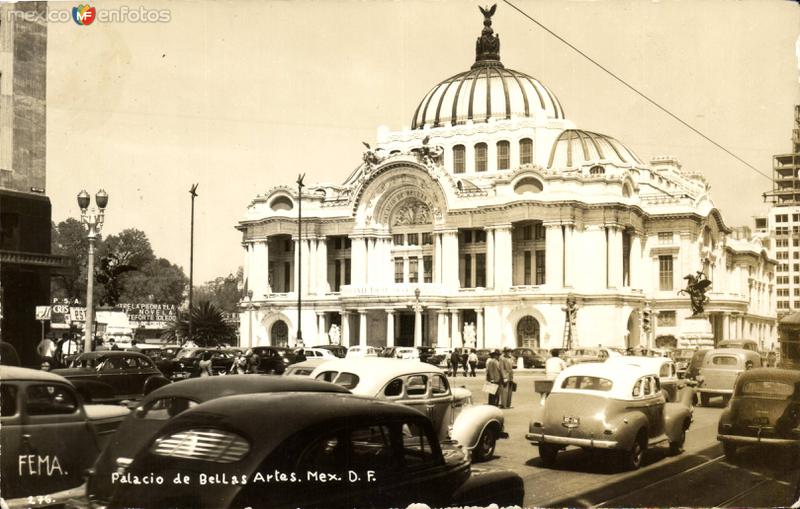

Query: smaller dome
(547, 129), (642, 169)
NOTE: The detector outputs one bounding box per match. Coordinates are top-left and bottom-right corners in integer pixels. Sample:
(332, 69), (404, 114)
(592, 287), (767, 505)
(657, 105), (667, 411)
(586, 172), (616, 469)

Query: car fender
(664, 402), (692, 442)
(607, 411), (649, 450)
(71, 379), (115, 403)
(450, 467), (524, 507)
(451, 404), (505, 450)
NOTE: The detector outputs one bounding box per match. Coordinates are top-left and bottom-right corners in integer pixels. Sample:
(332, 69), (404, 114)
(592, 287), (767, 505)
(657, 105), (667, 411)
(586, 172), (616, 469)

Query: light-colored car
(310, 358), (507, 461)
(526, 362), (693, 470)
(606, 356), (684, 402)
(302, 347), (338, 359)
(394, 347), (420, 359)
(283, 358), (329, 376)
(696, 348), (763, 407)
(345, 345), (379, 358)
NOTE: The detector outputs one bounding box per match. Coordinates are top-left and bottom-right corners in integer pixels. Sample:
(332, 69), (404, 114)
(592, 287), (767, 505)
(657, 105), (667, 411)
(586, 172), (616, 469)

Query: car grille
(151, 429), (249, 463)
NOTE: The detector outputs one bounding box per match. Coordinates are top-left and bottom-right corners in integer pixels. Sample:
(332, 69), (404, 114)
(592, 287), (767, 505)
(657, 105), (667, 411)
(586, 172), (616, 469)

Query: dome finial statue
(473, 4), (502, 68)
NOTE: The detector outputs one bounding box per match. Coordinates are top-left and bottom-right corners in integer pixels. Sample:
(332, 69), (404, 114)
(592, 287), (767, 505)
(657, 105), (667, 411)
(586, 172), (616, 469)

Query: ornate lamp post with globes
(77, 189), (108, 353)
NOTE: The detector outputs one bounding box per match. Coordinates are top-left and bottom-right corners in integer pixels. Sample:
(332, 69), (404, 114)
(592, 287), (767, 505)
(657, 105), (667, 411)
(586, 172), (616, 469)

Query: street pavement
(453, 370), (800, 507)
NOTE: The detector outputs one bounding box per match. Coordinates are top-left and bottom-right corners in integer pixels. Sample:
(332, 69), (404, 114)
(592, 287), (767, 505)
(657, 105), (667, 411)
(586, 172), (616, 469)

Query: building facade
(0, 2), (69, 366)
(237, 9), (777, 352)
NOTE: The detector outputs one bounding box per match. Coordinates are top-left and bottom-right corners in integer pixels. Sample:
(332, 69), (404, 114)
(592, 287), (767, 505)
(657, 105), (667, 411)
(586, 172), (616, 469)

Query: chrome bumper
(526, 432), (618, 449)
(697, 388), (733, 395)
(718, 434), (799, 446)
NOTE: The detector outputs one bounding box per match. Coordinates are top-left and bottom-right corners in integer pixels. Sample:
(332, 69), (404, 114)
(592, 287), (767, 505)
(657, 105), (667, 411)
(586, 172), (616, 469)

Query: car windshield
(176, 349), (201, 360)
(740, 381), (796, 398)
(70, 356), (101, 368)
(561, 375), (613, 391)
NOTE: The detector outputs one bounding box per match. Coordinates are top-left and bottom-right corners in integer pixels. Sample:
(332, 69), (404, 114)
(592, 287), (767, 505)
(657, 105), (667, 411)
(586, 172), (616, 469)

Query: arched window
(519, 138), (533, 165)
(453, 145), (465, 174)
(590, 165), (605, 175)
(513, 177), (543, 194)
(475, 143), (487, 172)
(270, 195), (293, 211)
(497, 140), (510, 170)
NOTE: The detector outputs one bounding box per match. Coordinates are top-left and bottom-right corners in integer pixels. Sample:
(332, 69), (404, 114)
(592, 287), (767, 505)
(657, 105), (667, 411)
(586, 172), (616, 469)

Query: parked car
(672, 348), (697, 378)
(526, 362), (693, 470)
(251, 346), (297, 374)
(395, 346), (420, 359)
(476, 348), (491, 369)
(107, 392), (523, 509)
(717, 368), (800, 460)
(310, 358), (507, 461)
(418, 346), (444, 365)
(2, 366), (129, 506)
(686, 348), (711, 381)
(718, 339), (760, 352)
(512, 347), (546, 368)
(563, 348), (606, 366)
(696, 348), (763, 406)
(51, 351), (167, 402)
(168, 347), (240, 380)
(86, 375), (350, 507)
(313, 344), (348, 358)
(283, 358), (330, 376)
(345, 345), (379, 358)
(379, 346), (397, 358)
(303, 347), (338, 359)
(606, 356), (683, 402)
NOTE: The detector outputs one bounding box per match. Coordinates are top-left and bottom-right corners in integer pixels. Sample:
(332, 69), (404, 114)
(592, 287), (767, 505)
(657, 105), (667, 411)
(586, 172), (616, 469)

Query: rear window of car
(561, 376), (613, 391)
(711, 355), (738, 366)
(26, 384), (78, 416)
(316, 371), (360, 390)
(1, 385), (17, 417)
(739, 381), (796, 398)
(138, 397), (198, 420)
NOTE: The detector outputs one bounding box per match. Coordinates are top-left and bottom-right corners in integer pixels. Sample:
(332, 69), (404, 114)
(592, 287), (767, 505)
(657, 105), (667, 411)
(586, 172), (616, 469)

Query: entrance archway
(516, 316), (540, 348)
(271, 320), (289, 347)
(626, 311), (641, 349)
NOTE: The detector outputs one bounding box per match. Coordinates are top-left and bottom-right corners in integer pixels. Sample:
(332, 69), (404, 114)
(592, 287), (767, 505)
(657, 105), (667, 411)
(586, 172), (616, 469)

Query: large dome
(411, 5), (564, 130)
(547, 129), (642, 169)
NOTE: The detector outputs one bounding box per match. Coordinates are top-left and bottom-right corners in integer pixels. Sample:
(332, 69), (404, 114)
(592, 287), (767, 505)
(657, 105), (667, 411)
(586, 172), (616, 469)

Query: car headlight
(152, 428), (249, 463)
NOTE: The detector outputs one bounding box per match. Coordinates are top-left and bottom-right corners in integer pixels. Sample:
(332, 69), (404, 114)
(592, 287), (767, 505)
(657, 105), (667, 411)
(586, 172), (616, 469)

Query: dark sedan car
(476, 348), (491, 369)
(250, 346), (297, 374)
(718, 368), (800, 460)
(512, 348), (546, 368)
(51, 351), (166, 402)
(314, 344), (348, 358)
(418, 346), (445, 366)
(168, 348), (241, 380)
(88, 375), (350, 507)
(107, 392), (524, 509)
(686, 348), (711, 381)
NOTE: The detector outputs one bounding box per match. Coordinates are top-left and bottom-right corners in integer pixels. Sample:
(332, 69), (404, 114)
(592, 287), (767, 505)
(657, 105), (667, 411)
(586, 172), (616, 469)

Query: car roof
(288, 358), (330, 369)
(159, 393), (424, 456)
(309, 358), (445, 395)
(736, 367), (800, 385)
(552, 362), (653, 399)
(706, 347), (759, 358)
(142, 374), (349, 404)
(0, 365), (73, 384)
(606, 356), (673, 374)
(77, 350), (149, 359)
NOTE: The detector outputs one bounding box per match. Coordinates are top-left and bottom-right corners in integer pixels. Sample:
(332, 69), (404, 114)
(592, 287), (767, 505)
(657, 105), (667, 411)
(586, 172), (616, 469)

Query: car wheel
(669, 425), (686, 455)
(539, 443), (559, 467)
(722, 441), (737, 460)
(621, 433), (646, 470)
(699, 393), (710, 407)
(473, 426), (497, 462)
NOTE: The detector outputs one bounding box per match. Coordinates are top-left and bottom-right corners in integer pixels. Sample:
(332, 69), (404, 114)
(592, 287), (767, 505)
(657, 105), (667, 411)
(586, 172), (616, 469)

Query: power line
(502, 0), (773, 182)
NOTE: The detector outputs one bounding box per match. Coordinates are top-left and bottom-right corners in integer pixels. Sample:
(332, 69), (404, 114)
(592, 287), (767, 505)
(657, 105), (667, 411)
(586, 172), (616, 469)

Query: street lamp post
(246, 289), (255, 347)
(296, 173), (305, 348)
(77, 189), (108, 353)
(188, 183), (198, 344)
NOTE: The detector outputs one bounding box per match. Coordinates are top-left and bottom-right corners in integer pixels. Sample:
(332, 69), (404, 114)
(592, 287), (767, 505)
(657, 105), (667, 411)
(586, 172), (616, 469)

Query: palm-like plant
(163, 301), (236, 346)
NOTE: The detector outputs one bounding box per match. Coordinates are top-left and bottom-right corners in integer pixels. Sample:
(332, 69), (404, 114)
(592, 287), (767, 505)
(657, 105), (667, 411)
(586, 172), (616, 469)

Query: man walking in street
(450, 349), (461, 377)
(468, 349), (478, 377)
(485, 350), (503, 406)
(545, 349), (567, 380)
(500, 348), (515, 408)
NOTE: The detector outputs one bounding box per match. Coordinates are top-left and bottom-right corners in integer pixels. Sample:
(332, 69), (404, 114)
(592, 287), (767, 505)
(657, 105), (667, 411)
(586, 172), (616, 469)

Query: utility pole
(188, 183), (198, 344)
(296, 173), (305, 347)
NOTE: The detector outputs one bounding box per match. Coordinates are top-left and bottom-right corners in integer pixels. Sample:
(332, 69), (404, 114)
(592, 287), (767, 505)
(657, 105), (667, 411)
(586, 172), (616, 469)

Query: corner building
(237, 10), (777, 352)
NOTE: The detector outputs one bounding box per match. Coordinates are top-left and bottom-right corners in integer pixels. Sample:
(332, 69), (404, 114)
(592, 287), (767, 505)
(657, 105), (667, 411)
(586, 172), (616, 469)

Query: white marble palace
(237, 7), (777, 352)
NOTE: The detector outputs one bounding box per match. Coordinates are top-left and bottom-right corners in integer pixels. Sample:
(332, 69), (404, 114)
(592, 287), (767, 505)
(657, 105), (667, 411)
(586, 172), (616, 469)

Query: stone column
(243, 242), (251, 293)
(300, 238), (310, 295)
(417, 255), (425, 284)
(308, 238), (317, 295)
(607, 225), (623, 289)
(341, 311), (350, 347)
(450, 309), (460, 347)
(358, 309), (368, 346)
(386, 310), (395, 347)
(403, 256), (410, 284)
(585, 225), (607, 290)
(250, 240), (270, 298)
(476, 308), (484, 348)
(350, 236), (366, 286)
(493, 225), (513, 290)
(316, 312), (326, 344)
(293, 238), (300, 293)
(722, 313), (730, 340)
(437, 310), (449, 346)
(414, 305), (423, 347)
(630, 232), (642, 290)
(485, 227), (495, 289)
(317, 236), (328, 294)
(442, 230), (460, 289)
(434, 233), (443, 284)
(563, 225), (575, 288)
(545, 223), (564, 288)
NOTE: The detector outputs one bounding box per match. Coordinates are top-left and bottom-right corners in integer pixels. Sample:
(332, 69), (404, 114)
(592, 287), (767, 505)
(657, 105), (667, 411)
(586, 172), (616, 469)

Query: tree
(51, 218), (98, 301)
(99, 229), (155, 269)
(119, 258), (188, 306)
(163, 301), (236, 346)
(194, 268), (244, 312)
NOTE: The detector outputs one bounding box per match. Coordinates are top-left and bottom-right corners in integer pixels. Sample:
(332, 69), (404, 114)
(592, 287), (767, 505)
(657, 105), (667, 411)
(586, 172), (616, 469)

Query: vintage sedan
(512, 347), (546, 368)
(606, 356), (684, 402)
(310, 358), (507, 461)
(87, 375), (350, 507)
(345, 345), (380, 358)
(168, 347), (240, 379)
(2, 366), (129, 507)
(51, 351), (167, 402)
(696, 348), (763, 406)
(717, 368), (800, 460)
(526, 363), (693, 470)
(250, 346), (297, 374)
(283, 358), (329, 376)
(106, 393), (524, 509)
(673, 348), (697, 378)
(313, 344), (348, 358)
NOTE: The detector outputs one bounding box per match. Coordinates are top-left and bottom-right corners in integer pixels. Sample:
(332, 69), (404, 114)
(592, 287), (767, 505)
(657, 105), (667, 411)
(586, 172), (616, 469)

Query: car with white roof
(606, 356), (684, 402)
(526, 362), (693, 470)
(345, 345), (379, 358)
(310, 358), (507, 461)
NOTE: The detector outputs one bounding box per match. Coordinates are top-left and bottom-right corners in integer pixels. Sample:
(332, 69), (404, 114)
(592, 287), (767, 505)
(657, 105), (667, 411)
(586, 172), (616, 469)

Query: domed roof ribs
(485, 66), (492, 122)
(547, 131), (567, 168)
(519, 73), (547, 112)
(451, 68), (476, 126)
(467, 67), (481, 122)
(433, 71), (465, 127)
(495, 67), (512, 120)
(501, 67), (527, 118)
(412, 84), (438, 129)
(584, 131), (606, 161)
(576, 130), (593, 162)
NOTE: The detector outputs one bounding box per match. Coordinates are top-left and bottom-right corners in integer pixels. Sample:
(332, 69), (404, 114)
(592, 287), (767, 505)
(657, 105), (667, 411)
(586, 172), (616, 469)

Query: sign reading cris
(119, 303), (178, 323)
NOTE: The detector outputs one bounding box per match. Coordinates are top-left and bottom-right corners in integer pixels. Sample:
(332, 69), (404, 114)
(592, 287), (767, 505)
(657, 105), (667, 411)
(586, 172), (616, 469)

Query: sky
(45, 0), (800, 282)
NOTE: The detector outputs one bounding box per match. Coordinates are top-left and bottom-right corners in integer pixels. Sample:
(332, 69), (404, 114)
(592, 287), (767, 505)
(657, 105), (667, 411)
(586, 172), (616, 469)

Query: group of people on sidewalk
(449, 349), (479, 377)
(485, 348), (516, 409)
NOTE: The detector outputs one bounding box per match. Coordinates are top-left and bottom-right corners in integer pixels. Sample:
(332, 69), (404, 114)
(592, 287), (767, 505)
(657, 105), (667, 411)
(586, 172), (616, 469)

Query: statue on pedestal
(679, 270), (712, 317)
(328, 324), (341, 345)
(463, 322), (476, 349)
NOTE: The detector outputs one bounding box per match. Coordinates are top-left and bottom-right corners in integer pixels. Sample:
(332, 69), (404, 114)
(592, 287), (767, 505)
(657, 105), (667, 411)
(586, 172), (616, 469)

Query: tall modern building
(761, 105), (800, 317)
(0, 2), (68, 366)
(237, 8), (777, 351)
